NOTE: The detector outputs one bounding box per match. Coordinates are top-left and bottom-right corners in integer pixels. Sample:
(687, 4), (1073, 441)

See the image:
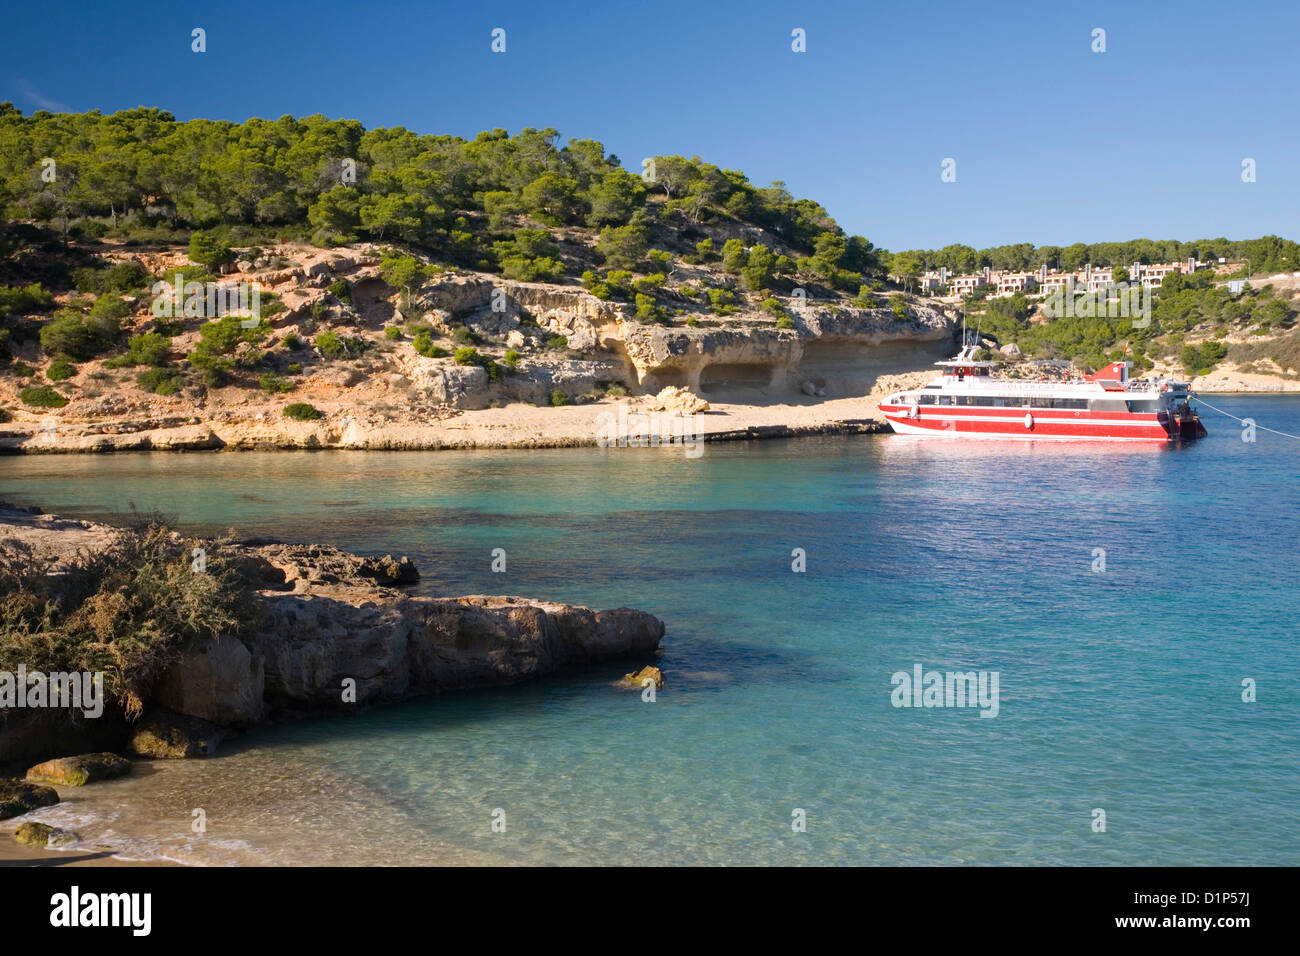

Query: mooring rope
(1191, 393), (1300, 441)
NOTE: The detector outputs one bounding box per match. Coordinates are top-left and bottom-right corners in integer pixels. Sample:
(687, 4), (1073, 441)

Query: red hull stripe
(880, 410), (1170, 440)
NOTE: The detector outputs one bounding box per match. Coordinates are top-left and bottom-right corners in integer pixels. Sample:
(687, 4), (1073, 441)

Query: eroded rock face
(154, 636), (265, 729)
(251, 592), (665, 714)
(502, 358), (626, 405)
(239, 541), (418, 591)
(25, 752), (132, 786)
(0, 509), (668, 759)
(618, 304), (956, 394)
(409, 361), (490, 408)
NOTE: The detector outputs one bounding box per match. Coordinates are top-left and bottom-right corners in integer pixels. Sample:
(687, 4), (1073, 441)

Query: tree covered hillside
(888, 236), (1300, 278)
(0, 104), (882, 289)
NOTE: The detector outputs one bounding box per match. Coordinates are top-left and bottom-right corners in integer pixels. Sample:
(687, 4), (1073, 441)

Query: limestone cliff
(0, 241), (959, 452)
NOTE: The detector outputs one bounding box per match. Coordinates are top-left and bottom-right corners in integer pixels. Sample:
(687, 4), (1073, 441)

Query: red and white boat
(879, 345), (1207, 442)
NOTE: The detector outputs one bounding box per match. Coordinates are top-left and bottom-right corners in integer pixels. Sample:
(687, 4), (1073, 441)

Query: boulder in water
(617, 665), (664, 690)
(0, 779), (59, 819)
(14, 821), (78, 847)
(25, 752), (132, 786)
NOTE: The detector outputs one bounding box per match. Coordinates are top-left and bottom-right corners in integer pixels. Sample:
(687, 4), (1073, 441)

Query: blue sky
(4, 0), (1297, 251)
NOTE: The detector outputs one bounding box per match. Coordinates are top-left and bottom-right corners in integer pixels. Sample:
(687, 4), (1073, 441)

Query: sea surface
(2, 395), (1298, 865)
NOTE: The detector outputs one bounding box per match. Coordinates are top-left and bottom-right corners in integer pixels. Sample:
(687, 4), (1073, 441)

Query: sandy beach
(0, 841), (177, 867)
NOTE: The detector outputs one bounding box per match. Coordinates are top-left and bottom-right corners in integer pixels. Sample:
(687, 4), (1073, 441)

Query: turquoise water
(3, 395), (1298, 865)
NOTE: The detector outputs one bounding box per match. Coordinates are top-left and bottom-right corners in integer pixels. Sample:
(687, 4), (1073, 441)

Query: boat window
(916, 394), (937, 405)
(1090, 399), (1129, 413)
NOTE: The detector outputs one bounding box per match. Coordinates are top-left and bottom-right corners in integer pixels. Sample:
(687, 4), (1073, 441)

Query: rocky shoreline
(0, 405), (890, 453)
(0, 507), (666, 775)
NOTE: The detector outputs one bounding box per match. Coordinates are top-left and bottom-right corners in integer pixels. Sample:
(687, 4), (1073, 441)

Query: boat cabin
(936, 344), (998, 381)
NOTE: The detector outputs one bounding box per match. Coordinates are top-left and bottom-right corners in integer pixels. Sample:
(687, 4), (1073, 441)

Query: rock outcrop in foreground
(0, 507), (666, 764)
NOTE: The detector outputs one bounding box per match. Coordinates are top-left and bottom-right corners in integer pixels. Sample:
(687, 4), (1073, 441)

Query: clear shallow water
(3, 395), (1298, 865)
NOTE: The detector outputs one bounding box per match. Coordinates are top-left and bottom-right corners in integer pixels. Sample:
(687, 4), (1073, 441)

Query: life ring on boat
(908, 403), (918, 418)
(1024, 412), (1034, 430)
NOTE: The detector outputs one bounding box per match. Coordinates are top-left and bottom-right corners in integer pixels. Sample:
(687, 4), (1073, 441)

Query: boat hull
(878, 404), (1185, 441)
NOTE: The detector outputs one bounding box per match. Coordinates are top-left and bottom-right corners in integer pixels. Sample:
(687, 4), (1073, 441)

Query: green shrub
(502, 349), (521, 367)
(635, 294), (666, 322)
(315, 328), (367, 359)
(127, 332), (172, 366)
(326, 278), (352, 303)
(451, 326), (476, 345)
(499, 255), (565, 282)
(634, 273), (666, 293)
(71, 262), (149, 295)
(707, 288), (738, 315)
(186, 351), (234, 387)
(647, 249), (673, 272)
(197, 314), (267, 355)
(40, 307), (120, 360)
(0, 521), (265, 718)
(760, 297), (789, 319)
(545, 334), (568, 350)
(286, 362), (303, 375)
(413, 330), (448, 358)
(8, 361), (35, 377)
(384, 325), (403, 340)
(721, 239), (747, 274)
(0, 283), (55, 316)
(259, 372), (294, 394)
(1180, 341), (1229, 376)
(282, 332), (302, 350)
(283, 402), (322, 421)
(0, 406), (11, 422)
(451, 346), (500, 379)
(189, 230), (234, 270)
(46, 359), (77, 381)
(550, 388), (571, 406)
(379, 253), (432, 299)
(596, 224), (648, 269)
(776, 315), (795, 329)
(136, 367), (181, 395)
(19, 385), (68, 408)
